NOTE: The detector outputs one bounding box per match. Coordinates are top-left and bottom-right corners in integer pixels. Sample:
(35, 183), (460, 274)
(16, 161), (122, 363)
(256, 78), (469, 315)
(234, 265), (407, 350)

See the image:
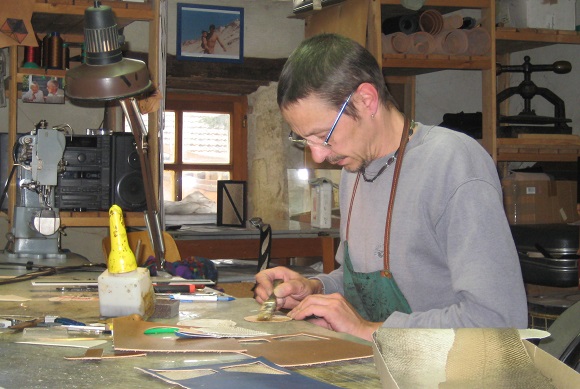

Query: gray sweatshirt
(316, 123), (528, 329)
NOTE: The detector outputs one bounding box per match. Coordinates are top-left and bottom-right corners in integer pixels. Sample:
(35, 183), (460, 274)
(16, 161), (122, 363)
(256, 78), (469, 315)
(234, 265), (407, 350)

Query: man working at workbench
(254, 33), (528, 341)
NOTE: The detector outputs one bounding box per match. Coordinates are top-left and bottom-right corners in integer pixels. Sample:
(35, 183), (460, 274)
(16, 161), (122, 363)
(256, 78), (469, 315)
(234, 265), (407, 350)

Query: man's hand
(288, 293), (382, 341)
(254, 267), (382, 341)
(254, 267), (322, 309)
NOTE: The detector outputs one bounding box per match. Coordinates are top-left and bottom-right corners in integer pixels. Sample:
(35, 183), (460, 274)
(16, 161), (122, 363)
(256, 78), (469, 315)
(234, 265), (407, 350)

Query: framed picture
(21, 75), (65, 104)
(176, 3), (244, 63)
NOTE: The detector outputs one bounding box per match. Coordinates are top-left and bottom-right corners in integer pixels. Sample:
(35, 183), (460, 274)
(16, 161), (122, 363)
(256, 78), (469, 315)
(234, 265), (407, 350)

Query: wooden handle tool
(256, 279), (282, 321)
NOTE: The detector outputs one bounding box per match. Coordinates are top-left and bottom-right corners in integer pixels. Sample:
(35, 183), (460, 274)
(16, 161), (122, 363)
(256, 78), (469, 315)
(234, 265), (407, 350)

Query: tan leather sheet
(112, 315), (244, 353)
(65, 348), (147, 360)
(112, 316), (373, 366)
(241, 333), (373, 367)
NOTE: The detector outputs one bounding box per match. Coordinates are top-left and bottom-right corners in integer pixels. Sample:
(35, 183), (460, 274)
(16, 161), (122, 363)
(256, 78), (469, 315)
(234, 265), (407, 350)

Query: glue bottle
(98, 205), (155, 319)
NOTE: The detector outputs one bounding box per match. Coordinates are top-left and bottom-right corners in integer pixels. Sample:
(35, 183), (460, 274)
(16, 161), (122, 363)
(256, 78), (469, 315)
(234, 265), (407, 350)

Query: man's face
(31, 84), (39, 93)
(282, 94), (367, 173)
(47, 83), (56, 93)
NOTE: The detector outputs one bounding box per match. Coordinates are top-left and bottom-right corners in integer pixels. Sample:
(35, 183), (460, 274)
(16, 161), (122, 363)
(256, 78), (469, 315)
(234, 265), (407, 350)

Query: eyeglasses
(288, 91), (354, 148)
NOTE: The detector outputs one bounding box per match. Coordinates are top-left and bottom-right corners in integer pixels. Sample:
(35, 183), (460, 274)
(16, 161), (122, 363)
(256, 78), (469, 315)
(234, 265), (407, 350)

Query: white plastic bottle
(98, 205), (155, 319)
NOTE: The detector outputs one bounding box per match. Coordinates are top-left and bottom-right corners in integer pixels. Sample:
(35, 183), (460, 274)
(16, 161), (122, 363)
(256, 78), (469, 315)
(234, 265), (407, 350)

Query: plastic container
(98, 267), (156, 319)
(98, 204), (155, 319)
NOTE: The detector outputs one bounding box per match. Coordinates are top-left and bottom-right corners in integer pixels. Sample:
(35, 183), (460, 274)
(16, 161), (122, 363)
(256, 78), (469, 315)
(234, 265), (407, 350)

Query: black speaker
(111, 133), (146, 212)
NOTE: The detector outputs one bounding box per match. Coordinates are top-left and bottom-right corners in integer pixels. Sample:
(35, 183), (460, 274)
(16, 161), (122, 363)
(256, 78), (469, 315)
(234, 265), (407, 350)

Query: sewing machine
(2, 119), (67, 260)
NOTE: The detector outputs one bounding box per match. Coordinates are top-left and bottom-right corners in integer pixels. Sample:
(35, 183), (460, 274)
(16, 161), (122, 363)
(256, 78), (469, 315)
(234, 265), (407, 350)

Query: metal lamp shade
(65, 58), (152, 101)
(64, 2), (152, 101)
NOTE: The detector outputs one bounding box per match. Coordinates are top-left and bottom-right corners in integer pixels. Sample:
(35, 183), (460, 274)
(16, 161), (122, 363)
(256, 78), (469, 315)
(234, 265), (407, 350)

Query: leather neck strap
(382, 116), (411, 277)
(345, 117), (412, 278)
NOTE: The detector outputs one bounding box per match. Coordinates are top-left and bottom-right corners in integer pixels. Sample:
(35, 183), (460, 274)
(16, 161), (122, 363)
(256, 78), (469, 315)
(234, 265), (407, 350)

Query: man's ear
(356, 83), (379, 117)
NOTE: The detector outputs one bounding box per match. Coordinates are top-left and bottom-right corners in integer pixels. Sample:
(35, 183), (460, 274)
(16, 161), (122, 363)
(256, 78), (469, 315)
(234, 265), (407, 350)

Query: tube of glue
(153, 284), (196, 294)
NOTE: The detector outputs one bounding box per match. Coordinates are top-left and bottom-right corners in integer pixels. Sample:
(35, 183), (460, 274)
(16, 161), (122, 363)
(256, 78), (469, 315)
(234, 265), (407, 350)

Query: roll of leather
(466, 27), (491, 56)
(382, 14), (420, 35)
(382, 32), (412, 54)
(434, 30), (468, 55)
(443, 13), (464, 30)
(419, 9), (444, 35)
(408, 31), (436, 55)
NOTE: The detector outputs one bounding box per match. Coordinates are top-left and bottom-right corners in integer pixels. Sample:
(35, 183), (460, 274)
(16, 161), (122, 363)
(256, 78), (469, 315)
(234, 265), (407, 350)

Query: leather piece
(112, 315), (244, 353)
(64, 349), (147, 360)
(112, 316), (372, 366)
(442, 328), (556, 389)
(136, 357), (342, 389)
(241, 332), (373, 367)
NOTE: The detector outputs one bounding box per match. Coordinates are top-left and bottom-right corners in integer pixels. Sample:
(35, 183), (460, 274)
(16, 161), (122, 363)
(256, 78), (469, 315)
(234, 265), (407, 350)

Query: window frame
(163, 92), (248, 201)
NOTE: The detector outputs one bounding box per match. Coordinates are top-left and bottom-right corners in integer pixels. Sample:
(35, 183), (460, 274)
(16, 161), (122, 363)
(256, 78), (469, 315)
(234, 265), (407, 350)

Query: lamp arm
(119, 97), (165, 270)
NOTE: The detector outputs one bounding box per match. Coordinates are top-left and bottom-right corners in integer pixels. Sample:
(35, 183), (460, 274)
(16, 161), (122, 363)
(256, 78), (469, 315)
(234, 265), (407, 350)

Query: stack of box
(310, 178), (333, 229)
(501, 172), (578, 225)
(497, 0), (577, 31)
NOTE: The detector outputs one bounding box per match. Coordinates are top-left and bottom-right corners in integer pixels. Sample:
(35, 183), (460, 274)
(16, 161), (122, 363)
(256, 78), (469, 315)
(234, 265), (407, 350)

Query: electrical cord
(0, 262), (107, 285)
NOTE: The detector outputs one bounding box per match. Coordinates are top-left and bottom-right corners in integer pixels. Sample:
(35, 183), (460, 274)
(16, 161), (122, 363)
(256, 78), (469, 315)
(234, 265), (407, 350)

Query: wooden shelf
(17, 68), (67, 80)
(497, 137), (580, 162)
(496, 27), (580, 55)
(380, 0), (490, 16)
(31, 1), (154, 36)
(382, 54), (491, 75)
(380, 0), (488, 6)
(60, 211), (146, 227)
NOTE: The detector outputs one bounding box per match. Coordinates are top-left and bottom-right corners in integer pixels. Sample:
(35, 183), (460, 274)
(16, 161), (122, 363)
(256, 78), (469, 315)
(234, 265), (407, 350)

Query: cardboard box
(310, 178), (332, 229)
(372, 328), (580, 388)
(502, 172), (578, 225)
(497, 0), (576, 31)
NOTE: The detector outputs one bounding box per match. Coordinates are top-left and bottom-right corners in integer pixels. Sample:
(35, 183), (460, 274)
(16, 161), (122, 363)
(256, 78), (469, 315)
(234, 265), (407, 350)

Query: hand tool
(256, 279), (282, 321)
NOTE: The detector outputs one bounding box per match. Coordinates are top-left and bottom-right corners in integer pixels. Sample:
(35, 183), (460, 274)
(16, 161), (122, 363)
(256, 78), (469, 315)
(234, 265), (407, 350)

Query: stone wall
(246, 82), (305, 222)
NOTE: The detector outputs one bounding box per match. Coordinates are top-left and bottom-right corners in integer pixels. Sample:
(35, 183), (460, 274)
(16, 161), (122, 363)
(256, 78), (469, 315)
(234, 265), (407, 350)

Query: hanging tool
(249, 217), (272, 274)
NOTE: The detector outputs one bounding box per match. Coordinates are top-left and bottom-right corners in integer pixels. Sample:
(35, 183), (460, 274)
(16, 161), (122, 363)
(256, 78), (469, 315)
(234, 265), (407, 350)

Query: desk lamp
(65, 1), (165, 269)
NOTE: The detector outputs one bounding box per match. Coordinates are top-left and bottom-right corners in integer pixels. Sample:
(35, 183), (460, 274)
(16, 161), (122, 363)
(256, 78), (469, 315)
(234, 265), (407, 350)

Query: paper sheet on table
(16, 339), (108, 349)
(176, 326), (271, 338)
(0, 294), (31, 301)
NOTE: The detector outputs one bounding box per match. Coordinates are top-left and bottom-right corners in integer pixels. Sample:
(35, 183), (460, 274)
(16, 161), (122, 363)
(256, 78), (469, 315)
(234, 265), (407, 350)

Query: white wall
(415, 44), (580, 135)
(124, 0), (303, 58)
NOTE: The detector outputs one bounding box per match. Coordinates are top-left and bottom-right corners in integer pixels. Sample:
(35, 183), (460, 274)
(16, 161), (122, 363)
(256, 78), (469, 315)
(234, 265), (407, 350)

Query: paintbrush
(256, 279), (282, 321)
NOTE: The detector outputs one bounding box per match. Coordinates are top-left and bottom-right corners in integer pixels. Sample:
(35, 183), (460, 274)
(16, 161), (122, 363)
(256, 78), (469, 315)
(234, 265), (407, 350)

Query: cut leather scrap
(112, 315), (245, 353)
(64, 348), (147, 360)
(240, 332), (373, 367)
(135, 356), (342, 389)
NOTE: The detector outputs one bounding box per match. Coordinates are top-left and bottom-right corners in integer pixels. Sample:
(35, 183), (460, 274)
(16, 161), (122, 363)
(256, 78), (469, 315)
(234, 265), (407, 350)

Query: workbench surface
(0, 270), (380, 388)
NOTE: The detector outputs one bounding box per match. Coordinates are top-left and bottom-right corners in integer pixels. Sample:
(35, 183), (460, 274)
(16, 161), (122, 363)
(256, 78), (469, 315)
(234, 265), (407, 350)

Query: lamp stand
(119, 97), (165, 270)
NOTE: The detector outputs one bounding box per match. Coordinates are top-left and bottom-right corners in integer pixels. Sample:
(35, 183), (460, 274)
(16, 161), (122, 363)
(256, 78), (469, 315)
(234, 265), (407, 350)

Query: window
(162, 93), (247, 203)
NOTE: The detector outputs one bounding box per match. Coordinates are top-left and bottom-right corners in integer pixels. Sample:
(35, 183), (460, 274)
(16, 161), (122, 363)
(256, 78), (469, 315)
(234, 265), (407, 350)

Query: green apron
(343, 118), (414, 322)
(343, 241), (411, 322)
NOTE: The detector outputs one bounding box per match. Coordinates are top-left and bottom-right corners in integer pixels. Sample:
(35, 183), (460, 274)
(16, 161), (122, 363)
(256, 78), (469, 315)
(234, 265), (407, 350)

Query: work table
(0, 269), (379, 388)
(170, 221), (340, 273)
